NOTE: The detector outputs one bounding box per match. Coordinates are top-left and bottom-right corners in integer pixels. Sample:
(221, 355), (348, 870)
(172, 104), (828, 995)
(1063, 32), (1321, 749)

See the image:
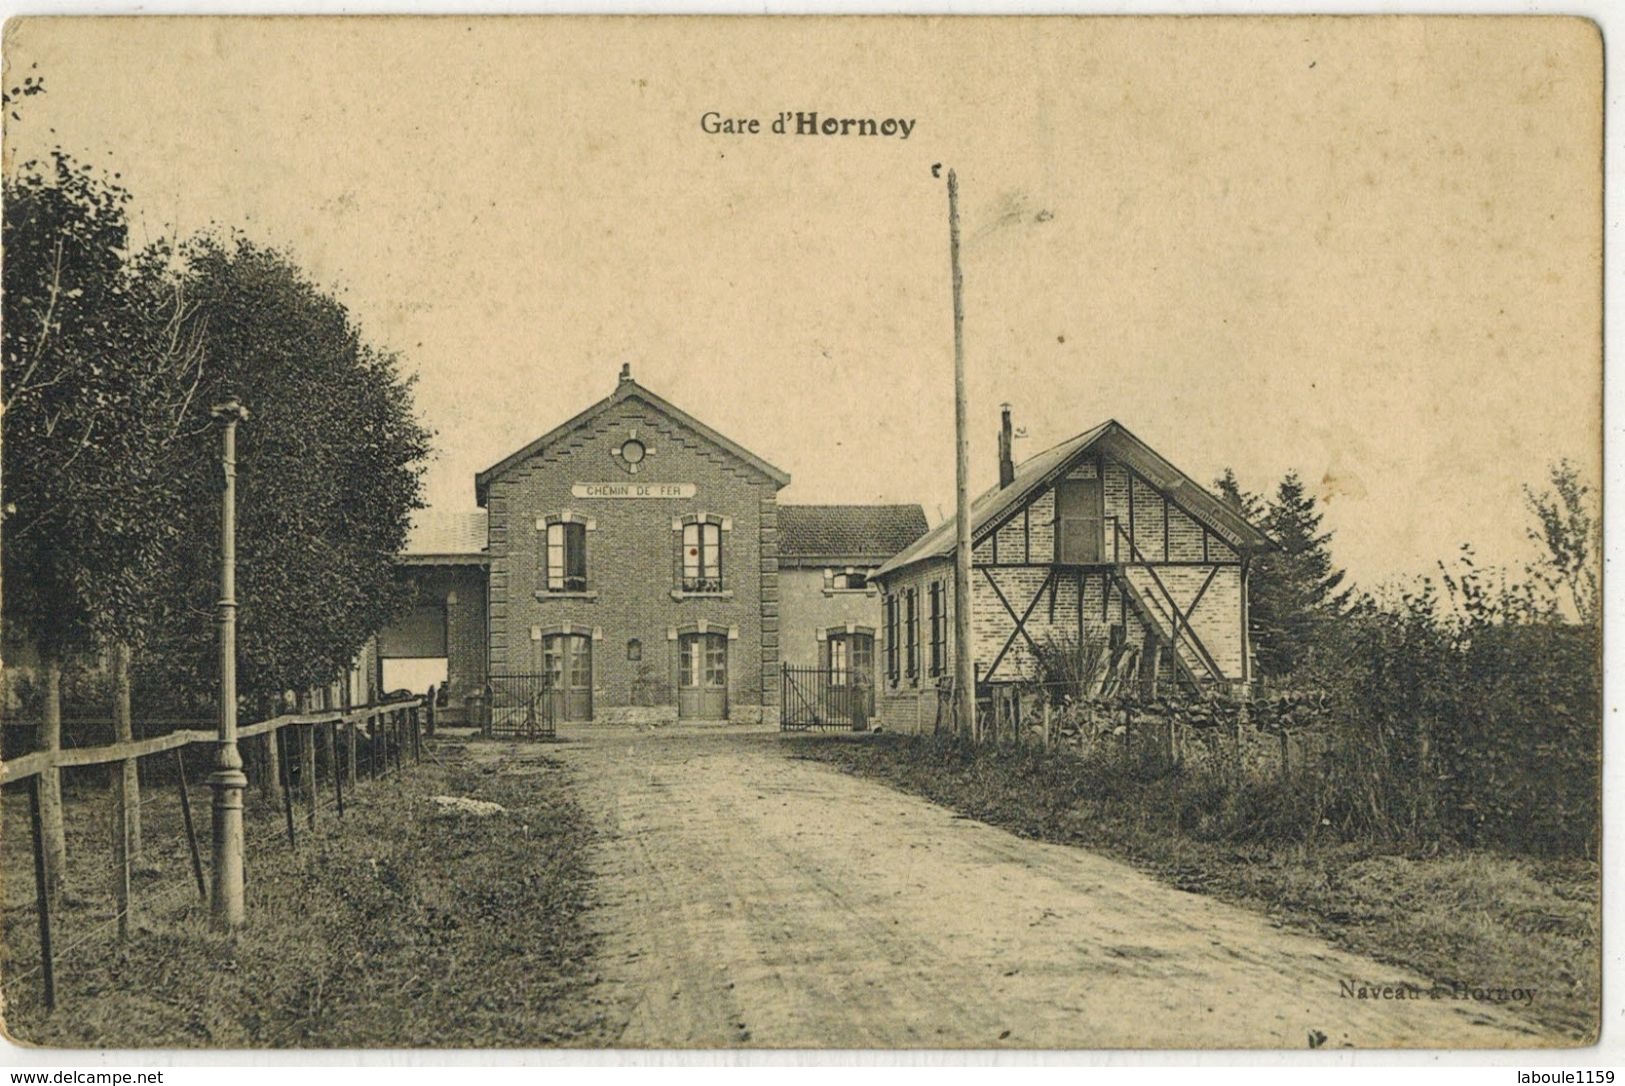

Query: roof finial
(619, 362), (633, 384)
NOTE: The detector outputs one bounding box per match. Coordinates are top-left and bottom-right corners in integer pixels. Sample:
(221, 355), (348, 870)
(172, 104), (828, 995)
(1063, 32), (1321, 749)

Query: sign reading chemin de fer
(571, 482), (697, 499)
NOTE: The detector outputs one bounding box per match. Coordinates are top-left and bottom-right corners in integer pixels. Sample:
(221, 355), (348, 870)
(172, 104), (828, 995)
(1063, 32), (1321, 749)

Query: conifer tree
(1251, 471), (1349, 679)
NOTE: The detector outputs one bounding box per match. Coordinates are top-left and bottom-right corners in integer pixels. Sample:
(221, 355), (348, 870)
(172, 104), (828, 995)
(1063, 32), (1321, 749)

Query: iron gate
(780, 664), (873, 731)
(483, 673), (557, 739)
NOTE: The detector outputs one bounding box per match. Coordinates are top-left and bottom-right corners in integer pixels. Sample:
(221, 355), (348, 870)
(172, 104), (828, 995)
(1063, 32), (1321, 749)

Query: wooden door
(678, 633), (728, 719)
(543, 634), (593, 721)
(1055, 477), (1104, 564)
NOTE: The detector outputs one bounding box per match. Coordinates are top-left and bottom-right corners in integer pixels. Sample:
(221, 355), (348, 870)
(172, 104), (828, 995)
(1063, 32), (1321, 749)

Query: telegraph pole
(209, 400), (250, 929)
(948, 171), (976, 741)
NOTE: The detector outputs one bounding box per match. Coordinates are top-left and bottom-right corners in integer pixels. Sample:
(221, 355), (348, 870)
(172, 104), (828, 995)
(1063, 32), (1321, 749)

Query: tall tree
(1250, 471), (1349, 679)
(139, 236), (430, 709)
(1213, 467), (1265, 523)
(2, 148), (136, 895)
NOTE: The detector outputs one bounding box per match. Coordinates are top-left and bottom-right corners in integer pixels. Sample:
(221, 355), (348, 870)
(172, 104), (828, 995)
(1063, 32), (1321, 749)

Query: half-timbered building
(870, 410), (1273, 731)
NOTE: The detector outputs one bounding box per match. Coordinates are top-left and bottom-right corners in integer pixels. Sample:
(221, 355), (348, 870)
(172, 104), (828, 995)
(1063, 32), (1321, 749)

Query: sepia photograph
(0, 13), (1604, 1055)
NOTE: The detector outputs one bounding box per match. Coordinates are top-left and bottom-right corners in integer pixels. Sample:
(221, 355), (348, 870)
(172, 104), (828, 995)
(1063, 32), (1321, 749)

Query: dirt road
(547, 725), (1541, 1049)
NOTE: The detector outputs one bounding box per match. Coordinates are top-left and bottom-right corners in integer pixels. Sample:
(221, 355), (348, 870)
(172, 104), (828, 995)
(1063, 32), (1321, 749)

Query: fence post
(173, 749), (207, 901)
(28, 776), (57, 1011)
(302, 721), (319, 831)
(392, 710), (405, 778)
(260, 696), (281, 803)
(1042, 700), (1053, 750)
(111, 763), (132, 940)
(347, 717), (358, 788)
(277, 725), (297, 847)
(1279, 727), (1290, 783)
(327, 722), (344, 818)
(113, 641), (142, 863)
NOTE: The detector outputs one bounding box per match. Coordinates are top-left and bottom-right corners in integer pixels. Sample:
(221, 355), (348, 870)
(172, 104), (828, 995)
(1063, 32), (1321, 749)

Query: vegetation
(811, 459), (1601, 1040)
(3, 87), (431, 892)
(2, 745), (615, 1048)
(792, 733), (1597, 1041)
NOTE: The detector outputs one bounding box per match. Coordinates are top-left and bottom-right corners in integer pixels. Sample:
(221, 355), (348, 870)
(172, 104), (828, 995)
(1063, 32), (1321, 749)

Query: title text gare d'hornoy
(701, 110), (917, 140)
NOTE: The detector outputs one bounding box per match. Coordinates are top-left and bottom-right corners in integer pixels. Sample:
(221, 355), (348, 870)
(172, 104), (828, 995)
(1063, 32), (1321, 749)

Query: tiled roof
(403, 510), (488, 556)
(778, 504), (929, 563)
(873, 420), (1274, 580)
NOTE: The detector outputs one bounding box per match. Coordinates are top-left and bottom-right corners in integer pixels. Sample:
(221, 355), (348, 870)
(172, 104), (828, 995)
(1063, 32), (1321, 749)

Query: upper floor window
(826, 569), (869, 592)
(545, 520), (588, 592)
(682, 520), (723, 593)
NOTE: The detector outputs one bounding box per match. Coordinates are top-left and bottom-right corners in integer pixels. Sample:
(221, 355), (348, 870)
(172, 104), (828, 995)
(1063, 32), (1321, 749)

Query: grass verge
(790, 732), (1599, 1044)
(4, 742), (616, 1048)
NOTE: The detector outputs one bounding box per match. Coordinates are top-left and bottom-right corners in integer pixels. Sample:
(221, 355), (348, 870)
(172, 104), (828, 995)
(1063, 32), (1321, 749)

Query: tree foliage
(2, 150), (134, 660)
(4, 150), (430, 712)
(1213, 469), (1348, 681)
(137, 237), (431, 708)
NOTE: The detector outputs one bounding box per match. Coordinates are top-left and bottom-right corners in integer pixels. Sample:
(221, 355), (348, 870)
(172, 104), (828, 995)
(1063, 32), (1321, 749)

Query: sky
(2, 16), (1602, 592)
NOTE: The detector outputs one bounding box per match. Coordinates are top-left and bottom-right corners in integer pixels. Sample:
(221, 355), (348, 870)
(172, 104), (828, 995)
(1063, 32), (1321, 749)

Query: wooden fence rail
(2, 692), (429, 1014)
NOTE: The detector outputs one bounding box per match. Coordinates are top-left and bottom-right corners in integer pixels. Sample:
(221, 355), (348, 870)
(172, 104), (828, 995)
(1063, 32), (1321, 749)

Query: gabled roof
(475, 372), (790, 505)
(873, 420), (1273, 580)
(778, 504), (929, 565)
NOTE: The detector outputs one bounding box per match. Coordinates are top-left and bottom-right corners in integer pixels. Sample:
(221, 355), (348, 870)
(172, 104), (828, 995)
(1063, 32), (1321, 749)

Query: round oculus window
(620, 439), (646, 464)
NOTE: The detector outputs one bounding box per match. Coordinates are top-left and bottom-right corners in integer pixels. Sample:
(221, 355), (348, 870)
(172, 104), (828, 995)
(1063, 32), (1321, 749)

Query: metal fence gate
(780, 664), (873, 732)
(483, 673), (557, 740)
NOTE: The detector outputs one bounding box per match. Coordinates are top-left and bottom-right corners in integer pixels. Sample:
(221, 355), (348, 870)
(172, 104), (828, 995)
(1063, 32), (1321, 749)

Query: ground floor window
(823, 631), (875, 687)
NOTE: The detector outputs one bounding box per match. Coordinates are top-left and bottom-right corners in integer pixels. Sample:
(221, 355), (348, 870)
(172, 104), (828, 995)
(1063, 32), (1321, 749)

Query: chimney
(619, 362), (633, 384)
(998, 403), (1015, 488)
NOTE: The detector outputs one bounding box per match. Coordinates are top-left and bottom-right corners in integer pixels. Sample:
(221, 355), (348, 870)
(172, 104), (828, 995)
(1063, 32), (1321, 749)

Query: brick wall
(880, 447), (1251, 696)
(778, 566), (885, 667)
(484, 395), (780, 721)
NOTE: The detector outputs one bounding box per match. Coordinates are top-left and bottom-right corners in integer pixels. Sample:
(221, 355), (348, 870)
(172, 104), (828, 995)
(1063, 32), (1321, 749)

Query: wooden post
(112, 642), (142, 862)
(111, 761), (132, 940)
(948, 169), (976, 744)
(1279, 727), (1290, 783)
(302, 723), (318, 830)
(28, 776), (57, 1011)
(277, 727), (297, 847)
(392, 711), (404, 777)
(347, 718), (358, 787)
(37, 656), (66, 903)
(1042, 700), (1053, 749)
(260, 696), (281, 801)
(425, 686), (436, 739)
(327, 723), (344, 818)
(174, 749), (206, 900)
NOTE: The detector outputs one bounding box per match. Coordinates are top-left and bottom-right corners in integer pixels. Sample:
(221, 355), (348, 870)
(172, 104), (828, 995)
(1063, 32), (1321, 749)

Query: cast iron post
(209, 400), (250, 929)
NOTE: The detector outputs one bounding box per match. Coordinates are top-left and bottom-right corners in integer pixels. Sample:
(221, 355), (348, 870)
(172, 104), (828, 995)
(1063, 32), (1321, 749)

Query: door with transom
(542, 633), (593, 721)
(678, 632), (728, 719)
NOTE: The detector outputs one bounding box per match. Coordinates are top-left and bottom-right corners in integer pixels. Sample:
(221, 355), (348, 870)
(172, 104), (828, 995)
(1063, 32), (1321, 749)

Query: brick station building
(381, 366), (925, 725)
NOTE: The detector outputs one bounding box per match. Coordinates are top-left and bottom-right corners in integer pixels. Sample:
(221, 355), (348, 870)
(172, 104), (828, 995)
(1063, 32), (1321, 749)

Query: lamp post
(209, 399), (250, 929)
